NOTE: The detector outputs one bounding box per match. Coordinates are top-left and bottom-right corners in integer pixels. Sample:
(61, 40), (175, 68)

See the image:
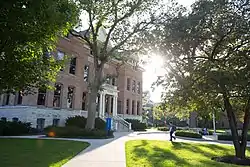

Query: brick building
(0, 31), (143, 130)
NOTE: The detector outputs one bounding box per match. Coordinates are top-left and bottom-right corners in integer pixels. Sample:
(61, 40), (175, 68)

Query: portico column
(102, 93), (106, 117)
(99, 93), (103, 117)
(112, 96), (117, 116)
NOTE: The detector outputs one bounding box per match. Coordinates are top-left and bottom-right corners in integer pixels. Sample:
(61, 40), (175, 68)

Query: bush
(65, 116), (87, 128)
(125, 119), (147, 131)
(157, 127), (169, 131)
(95, 118), (106, 130)
(175, 130), (202, 139)
(65, 116), (106, 130)
(218, 135), (250, 141)
(45, 126), (113, 139)
(0, 120), (32, 136)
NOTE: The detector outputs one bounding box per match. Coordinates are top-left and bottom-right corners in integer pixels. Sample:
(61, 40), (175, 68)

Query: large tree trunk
(85, 88), (98, 129)
(85, 65), (104, 130)
(224, 96), (250, 159)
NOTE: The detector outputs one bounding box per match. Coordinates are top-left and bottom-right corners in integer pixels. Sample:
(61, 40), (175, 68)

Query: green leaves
(0, 0), (79, 93)
(155, 0), (250, 118)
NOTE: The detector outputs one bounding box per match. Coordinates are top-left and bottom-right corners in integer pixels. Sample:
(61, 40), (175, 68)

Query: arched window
(53, 83), (62, 108)
(37, 87), (46, 106)
(67, 87), (75, 109)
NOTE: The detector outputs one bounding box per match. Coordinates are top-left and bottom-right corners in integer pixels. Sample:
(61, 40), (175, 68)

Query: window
(12, 117), (19, 122)
(132, 80), (136, 93)
(53, 83), (62, 108)
(37, 88), (46, 105)
(67, 87), (74, 109)
(126, 99), (130, 114)
(17, 91), (23, 105)
(69, 57), (76, 74)
(112, 78), (116, 86)
(137, 101), (140, 115)
(53, 119), (60, 126)
(57, 51), (65, 60)
(127, 78), (131, 91)
(106, 77), (110, 84)
(137, 82), (141, 94)
(84, 65), (89, 81)
(37, 118), (45, 130)
(82, 92), (87, 110)
(132, 100), (135, 115)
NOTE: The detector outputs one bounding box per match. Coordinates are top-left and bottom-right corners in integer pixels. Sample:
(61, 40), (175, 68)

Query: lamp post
(213, 111), (216, 135)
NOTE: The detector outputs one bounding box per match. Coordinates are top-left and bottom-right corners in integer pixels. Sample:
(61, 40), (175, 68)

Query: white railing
(113, 115), (131, 131)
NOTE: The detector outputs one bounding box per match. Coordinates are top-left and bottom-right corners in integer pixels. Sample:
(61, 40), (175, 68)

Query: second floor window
(53, 83), (62, 108)
(37, 88), (46, 105)
(67, 87), (74, 109)
(112, 78), (116, 86)
(69, 57), (76, 75)
(16, 91), (23, 105)
(132, 80), (136, 93)
(137, 82), (141, 94)
(84, 65), (89, 81)
(127, 78), (131, 91)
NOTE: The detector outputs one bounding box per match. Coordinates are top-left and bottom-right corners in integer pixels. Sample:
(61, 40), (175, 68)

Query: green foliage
(65, 116), (106, 130)
(218, 135), (250, 141)
(175, 130), (202, 139)
(125, 119), (147, 131)
(157, 127), (169, 131)
(65, 116), (87, 128)
(45, 126), (113, 139)
(0, 0), (79, 93)
(0, 120), (32, 136)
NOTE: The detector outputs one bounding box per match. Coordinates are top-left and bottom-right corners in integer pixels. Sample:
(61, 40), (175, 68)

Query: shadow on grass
(127, 140), (248, 167)
(0, 138), (89, 167)
(131, 140), (190, 167)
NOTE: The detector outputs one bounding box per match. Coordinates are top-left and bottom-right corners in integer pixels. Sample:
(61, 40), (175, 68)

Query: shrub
(45, 126), (113, 139)
(157, 127), (169, 131)
(65, 116), (87, 128)
(175, 130), (202, 139)
(218, 135), (250, 141)
(0, 120), (31, 136)
(65, 116), (106, 130)
(125, 119), (147, 131)
(95, 118), (106, 130)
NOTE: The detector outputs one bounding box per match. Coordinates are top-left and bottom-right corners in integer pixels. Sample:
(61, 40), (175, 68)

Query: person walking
(169, 122), (176, 141)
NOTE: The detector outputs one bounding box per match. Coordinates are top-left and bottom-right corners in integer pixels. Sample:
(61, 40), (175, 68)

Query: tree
(74, 0), (164, 129)
(0, 0), (79, 93)
(156, 0), (250, 159)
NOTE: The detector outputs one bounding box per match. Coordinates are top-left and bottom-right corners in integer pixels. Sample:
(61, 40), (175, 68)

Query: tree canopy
(75, 0), (166, 129)
(0, 0), (79, 93)
(155, 0), (250, 159)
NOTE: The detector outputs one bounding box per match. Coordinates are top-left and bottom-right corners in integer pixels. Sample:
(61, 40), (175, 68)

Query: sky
(143, 0), (196, 103)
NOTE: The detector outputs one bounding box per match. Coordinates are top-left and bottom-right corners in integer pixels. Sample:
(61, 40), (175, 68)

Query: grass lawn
(0, 138), (89, 167)
(126, 140), (250, 167)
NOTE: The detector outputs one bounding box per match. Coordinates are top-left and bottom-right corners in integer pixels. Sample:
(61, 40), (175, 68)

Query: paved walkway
(2, 130), (250, 167)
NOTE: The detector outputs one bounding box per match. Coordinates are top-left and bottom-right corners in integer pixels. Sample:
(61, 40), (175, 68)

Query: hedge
(218, 135), (250, 141)
(44, 126), (113, 139)
(175, 130), (202, 139)
(157, 127), (169, 131)
(65, 116), (106, 130)
(0, 120), (33, 136)
(125, 119), (147, 131)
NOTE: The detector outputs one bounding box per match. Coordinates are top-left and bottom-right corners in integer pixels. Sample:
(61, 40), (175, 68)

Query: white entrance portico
(98, 83), (119, 118)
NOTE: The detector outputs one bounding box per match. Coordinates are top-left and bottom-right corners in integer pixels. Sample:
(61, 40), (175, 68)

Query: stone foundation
(0, 106), (87, 128)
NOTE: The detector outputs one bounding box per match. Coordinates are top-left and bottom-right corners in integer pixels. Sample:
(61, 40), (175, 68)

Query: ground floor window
(37, 88), (46, 106)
